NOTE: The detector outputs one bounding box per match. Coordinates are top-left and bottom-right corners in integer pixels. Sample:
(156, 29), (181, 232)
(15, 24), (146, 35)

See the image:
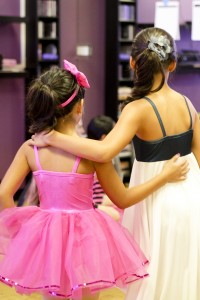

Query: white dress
(122, 97), (200, 300)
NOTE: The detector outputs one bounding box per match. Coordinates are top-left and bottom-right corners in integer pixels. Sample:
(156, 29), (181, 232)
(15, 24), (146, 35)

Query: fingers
(27, 140), (34, 146)
(171, 153), (180, 161)
(178, 164), (190, 181)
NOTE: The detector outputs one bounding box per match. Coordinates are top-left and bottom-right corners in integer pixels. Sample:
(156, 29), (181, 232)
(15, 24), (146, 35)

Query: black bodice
(133, 96), (193, 162)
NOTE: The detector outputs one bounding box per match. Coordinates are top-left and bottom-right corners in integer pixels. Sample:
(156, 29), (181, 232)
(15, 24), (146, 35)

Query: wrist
(159, 170), (169, 184)
(46, 130), (56, 145)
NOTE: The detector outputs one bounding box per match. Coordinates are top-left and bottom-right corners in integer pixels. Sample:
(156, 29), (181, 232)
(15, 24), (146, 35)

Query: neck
(151, 71), (169, 92)
(56, 116), (78, 137)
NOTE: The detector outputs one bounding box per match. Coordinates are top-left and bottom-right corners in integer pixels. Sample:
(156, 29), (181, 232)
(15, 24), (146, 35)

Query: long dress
(123, 96), (200, 300)
(0, 146), (148, 299)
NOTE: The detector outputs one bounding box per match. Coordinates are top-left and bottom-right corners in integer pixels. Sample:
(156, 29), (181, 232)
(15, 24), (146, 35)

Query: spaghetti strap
(183, 95), (193, 129)
(34, 146), (43, 170)
(144, 96), (166, 137)
(72, 157), (81, 173)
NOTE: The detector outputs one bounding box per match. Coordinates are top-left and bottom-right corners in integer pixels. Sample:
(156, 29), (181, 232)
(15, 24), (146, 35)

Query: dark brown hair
(125, 27), (177, 104)
(26, 66), (85, 133)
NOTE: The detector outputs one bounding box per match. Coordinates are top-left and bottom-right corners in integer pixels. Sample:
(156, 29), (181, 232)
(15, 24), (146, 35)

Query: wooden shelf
(38, 16), (58, 22)
(0, 16), (27, 23)
(0, 70), (27, 78)
(119, 0), (135, 4)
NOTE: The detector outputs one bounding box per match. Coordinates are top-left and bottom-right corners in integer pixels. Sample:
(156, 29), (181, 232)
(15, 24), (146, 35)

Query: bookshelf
(105, 0), (137, 183)
(26, 0), (60, 80)
(0, 1), (60, 80)
(105, 0), (136, 121)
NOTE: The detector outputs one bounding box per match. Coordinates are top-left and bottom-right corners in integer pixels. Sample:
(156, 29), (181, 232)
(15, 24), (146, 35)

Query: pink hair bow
(63, 59), (90, 88)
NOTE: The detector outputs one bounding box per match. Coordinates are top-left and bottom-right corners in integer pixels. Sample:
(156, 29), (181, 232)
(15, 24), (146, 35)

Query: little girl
(0, 60), (188, 300)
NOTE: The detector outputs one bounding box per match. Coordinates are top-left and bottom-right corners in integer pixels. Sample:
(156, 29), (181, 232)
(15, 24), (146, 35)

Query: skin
(30, 60), (200, 168)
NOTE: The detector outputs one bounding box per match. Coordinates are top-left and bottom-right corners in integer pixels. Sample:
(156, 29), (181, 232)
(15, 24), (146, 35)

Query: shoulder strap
(183, 96), (193, 129)
(34, 146), (43, 170)
(144, 96), (166, 137)
(72, 157), (81, 173)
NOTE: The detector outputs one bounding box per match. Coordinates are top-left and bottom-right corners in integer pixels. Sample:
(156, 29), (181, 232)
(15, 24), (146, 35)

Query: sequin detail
(0, 271), (148, 298)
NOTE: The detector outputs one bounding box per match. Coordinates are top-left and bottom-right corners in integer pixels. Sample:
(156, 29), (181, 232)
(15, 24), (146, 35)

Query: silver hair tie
(147, 35), (172, 61)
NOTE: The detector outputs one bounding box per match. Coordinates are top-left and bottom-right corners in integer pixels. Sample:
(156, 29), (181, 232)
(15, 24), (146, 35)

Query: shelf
(0, 16), (27, 23)
(38, 16), (58, 22)
(38, 37), (59, 42)
(38, 59), (59, 64)
(178, 62), (200, 68)
(119, 77), (132, 82)
(119, 39), (133, 43)
(119, 20), (135, 24)
(0, 70), (27, 78)
(119, 0), (135, 4)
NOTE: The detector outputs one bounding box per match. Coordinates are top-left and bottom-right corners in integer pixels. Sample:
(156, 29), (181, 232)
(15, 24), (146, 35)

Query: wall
(137, 0), (192, 24)
(60, 0), (105, 129)
(0, 0), (25, 180)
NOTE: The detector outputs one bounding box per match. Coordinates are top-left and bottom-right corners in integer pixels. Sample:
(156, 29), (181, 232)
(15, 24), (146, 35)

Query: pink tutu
(0, 205), (148, 298)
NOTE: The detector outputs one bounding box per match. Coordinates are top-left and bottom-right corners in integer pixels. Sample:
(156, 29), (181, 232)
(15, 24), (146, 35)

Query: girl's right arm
(0, 143), (31, 211)
(94, 154), (189, 209)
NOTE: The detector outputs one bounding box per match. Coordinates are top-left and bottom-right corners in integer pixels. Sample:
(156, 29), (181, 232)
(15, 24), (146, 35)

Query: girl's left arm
(0, 143), (31, 211)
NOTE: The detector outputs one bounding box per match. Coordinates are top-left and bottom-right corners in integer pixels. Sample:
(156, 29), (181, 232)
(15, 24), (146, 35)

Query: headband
(59, 59), (90, 108)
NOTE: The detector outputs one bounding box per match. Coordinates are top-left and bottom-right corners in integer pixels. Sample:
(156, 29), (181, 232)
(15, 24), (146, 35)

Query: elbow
(0, 192), (15, 210)
(118, 203), (126, 209)
(115, 200), (127, 210)
(94, 145), (114, 163)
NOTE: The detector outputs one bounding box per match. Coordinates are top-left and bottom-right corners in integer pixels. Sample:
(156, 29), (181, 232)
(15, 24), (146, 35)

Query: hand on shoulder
(28, 130), (55, 147)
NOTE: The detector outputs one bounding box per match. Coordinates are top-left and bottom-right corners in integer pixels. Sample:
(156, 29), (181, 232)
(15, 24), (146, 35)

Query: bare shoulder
(22, 139), (34, 150)
(17, 140), (34, 157)
(121, 98), (150, 119)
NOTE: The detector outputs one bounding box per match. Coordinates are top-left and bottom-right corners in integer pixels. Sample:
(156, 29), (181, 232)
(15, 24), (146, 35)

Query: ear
(76, 99), (84, 114)
(130, 57), (135, 70)
(168, 60), (176, 72)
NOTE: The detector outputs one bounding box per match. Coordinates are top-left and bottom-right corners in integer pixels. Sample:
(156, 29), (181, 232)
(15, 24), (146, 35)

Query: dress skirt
(123, 153), (200, 300)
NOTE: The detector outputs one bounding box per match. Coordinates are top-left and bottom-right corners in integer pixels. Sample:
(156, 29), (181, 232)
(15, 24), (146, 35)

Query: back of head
(87, 115), (115, 140)
(26, 66), (85, 134)
(127, 27), (177, 102)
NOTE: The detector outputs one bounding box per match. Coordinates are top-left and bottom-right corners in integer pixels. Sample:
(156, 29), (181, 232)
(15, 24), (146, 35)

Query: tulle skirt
(0, 205), (148, 299)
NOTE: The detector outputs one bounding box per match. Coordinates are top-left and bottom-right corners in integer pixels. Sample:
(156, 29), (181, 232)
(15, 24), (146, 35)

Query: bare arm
(94, 154), (189, 209)
(31, 103), (141, 162)
(0, 143), (31, 211)
(191, 111), (200, 167)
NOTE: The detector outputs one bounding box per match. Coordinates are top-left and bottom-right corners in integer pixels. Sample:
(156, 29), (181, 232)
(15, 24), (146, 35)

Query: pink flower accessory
(59, 59), (90, 108)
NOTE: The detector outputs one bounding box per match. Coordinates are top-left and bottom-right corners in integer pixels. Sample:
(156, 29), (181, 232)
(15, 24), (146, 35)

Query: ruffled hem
(0, 269), (149, 298)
